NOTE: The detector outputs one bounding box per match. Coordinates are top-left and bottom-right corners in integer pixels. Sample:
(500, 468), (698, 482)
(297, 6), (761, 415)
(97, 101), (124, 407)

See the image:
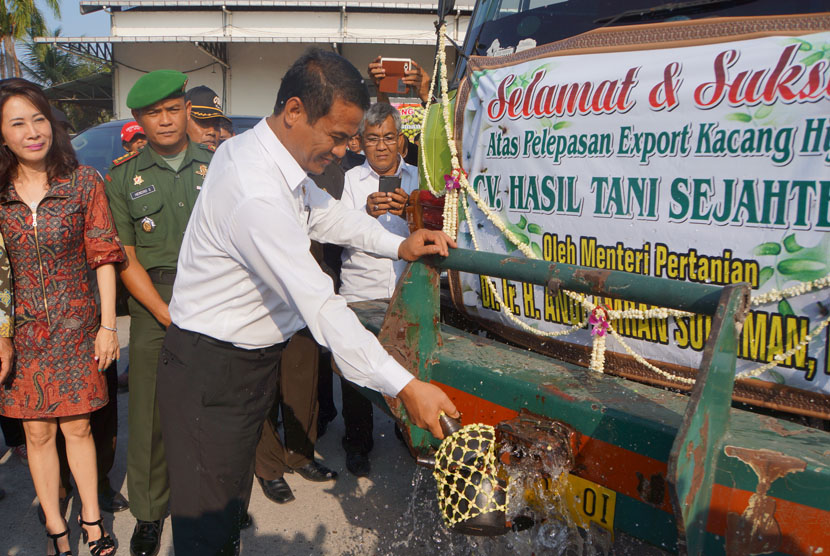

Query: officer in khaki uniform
(105, 70), (214, 556)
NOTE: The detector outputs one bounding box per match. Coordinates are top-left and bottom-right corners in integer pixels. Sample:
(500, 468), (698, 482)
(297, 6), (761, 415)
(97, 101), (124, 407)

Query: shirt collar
(253, 118), (309, 192)
(359, 155), (406, 181)
(137, 140), (206, 172)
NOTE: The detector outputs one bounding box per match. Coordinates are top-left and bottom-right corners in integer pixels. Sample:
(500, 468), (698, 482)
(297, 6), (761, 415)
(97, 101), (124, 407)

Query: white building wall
(112, 11), (224, 36)
(113, 41), (458, 118)
(113, 42), (224, 118)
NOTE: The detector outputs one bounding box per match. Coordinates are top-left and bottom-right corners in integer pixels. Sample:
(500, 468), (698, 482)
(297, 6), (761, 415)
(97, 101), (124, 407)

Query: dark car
(71, 116), (261, 176)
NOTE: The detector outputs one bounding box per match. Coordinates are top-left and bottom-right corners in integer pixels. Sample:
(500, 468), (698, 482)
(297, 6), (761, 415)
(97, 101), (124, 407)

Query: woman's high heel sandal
(46, 527), (73, 556)
(78, 515), (116, 556)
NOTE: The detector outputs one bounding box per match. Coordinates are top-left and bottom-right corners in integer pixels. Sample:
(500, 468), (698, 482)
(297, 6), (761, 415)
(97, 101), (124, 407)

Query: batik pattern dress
(0, 165), (125, 419)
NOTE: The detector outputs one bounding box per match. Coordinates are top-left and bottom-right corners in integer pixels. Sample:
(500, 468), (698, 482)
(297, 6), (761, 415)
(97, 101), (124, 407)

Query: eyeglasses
(364, 134), (399, 147)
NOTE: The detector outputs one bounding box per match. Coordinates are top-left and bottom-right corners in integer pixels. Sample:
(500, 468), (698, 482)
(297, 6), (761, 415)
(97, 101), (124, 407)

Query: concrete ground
(1, 317), (669, 555)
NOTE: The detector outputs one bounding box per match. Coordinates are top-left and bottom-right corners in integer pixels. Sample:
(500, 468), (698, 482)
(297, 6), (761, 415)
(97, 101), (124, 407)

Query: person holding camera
(337, 102), (418, 476)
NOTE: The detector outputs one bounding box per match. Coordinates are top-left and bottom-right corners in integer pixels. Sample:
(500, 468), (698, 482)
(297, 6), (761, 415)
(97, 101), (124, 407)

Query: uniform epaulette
(199, 143), (216, 152)
(112, 150), (140, 166)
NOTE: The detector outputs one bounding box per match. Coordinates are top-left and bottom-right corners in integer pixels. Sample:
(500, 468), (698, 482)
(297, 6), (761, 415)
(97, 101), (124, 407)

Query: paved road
(1, 317), (668, 555)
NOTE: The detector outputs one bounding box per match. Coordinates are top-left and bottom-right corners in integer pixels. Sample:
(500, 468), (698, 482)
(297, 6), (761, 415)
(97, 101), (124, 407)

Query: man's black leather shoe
(291, 460), (338, 482)
(99, 484), (130, 513)
(345, 450), (371, 477)
(239, 512), (253, 530)
(130, 519), (162, 556)
(257, 476), (295, 504)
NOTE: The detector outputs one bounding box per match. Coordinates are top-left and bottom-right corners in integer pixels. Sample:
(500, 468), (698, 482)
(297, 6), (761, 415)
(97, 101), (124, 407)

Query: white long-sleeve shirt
(339, 158), (418, 302)
(169, 118), (414, 397)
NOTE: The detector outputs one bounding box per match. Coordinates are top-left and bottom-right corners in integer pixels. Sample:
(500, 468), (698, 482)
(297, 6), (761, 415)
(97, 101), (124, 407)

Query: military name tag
(130, 185), (156, 200)
(141, 217), (156, 233)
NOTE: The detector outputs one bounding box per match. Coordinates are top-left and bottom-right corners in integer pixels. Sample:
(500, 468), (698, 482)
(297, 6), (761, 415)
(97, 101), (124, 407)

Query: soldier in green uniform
(105, 70), (214, 556)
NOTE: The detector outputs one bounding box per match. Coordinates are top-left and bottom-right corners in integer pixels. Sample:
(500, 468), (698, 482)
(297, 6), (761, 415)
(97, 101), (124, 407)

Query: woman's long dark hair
(0, 78), (78, 187)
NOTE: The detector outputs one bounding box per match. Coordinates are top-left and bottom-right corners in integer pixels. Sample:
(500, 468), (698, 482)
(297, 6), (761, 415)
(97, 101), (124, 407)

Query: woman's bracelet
(100, 324), (117, 333)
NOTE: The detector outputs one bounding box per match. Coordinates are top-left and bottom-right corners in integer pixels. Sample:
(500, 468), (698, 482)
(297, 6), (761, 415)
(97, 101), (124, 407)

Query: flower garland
(734, 312), (830, 379)
(423, 26), (830, 385)
(751, 273), (830, 306)
(589, 307), (610, 372)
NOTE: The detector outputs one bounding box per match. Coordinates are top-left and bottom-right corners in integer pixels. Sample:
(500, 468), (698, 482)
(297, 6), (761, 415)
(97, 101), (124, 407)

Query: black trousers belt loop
(147, 268), (177, 286)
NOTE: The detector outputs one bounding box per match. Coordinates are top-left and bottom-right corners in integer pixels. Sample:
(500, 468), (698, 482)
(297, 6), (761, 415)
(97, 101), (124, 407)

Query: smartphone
(378, 57), (412, 94)
(378, 176), (402, 194)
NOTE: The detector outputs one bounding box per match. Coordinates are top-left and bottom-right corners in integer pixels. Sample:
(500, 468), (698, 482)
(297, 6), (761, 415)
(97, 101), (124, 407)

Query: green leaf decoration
(726, 113), (752, 123)
(753, 242), (781, 256)
(754, 105), (773, 120)
(789, 38), (811, 51)
(506, 230), (530, 246)
(419, 103), (454, 193)
(777, 258), (828, 281)
(766, 370), (786, 384)
(531, 242), (543, 259)
(782, 233), (803, 253)
(527, 223), (543, 235)
(517, 215), (527, 229)
(553, 121), (571, 130)
(758, 266), (774, 286)
(801, 51), (824, 66)
(778, 298), (796, 317)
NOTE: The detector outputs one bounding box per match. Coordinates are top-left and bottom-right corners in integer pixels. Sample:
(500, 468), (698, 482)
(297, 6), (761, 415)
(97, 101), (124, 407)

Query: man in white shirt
(338, 103), (417, 476)
(156, 49), (458, 555)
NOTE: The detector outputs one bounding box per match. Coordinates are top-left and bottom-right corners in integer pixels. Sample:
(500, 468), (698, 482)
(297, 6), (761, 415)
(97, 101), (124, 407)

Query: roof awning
(35, 34), (444, 64)
(43, 72), (113, 109)
(79, 0), (474, 15)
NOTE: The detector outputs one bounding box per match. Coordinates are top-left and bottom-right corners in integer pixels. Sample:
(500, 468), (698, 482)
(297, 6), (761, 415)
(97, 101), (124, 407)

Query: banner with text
(457, 32), (830, 394)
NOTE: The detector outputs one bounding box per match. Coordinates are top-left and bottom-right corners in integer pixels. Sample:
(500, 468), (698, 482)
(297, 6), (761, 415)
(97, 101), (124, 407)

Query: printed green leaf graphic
(777, 258), (828, 281)
(531, 242), (543, 259)
(754, 242), (781, 256)
(726, 113), (752, 123)
(758, 266), (774, 286)
(527, 223), (543, 235)
(789, 38), (811, 51)
(517, 215), (527, 229)
(553, 121), (571, 130)
(778, 298), (796, 317)
(754, 105), (773, 120)
(782, 234), (803, 253)
(802, 51), (824, 66)
(766, 370), (786, 384)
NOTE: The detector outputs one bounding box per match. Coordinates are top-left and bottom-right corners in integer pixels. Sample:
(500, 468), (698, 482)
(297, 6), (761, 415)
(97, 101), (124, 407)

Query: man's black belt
(147, 268), (177, 285)
(172, 324), (287, 354)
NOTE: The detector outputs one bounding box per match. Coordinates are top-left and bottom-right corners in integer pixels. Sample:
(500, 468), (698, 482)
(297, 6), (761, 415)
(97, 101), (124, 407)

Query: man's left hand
(387, 187), (409, 217)
(398, 228), (456, 261)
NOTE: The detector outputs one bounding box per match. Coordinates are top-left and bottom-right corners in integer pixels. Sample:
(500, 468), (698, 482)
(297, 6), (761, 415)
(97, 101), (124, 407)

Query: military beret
(127, 70), (188, 110)
(186, 85), (224, 119)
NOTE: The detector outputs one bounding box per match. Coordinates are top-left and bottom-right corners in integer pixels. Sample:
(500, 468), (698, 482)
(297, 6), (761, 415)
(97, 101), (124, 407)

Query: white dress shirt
(339, 158), (418, 302)
(169, 118), (414, 397)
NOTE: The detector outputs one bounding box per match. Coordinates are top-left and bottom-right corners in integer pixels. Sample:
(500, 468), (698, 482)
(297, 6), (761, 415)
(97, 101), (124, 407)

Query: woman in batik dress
(0, 79), (123, 556)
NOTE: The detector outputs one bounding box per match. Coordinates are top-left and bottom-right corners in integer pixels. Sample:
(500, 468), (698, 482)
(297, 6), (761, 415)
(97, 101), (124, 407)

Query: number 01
(582, 487), (611, 524)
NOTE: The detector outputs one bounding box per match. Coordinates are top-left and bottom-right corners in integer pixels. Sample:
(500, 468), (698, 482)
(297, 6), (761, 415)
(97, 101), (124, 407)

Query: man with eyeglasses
(337, 102), (417, 476)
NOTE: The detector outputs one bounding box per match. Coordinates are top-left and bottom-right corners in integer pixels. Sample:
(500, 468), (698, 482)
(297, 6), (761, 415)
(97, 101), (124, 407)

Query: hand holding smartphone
(378, 58), (412, 94)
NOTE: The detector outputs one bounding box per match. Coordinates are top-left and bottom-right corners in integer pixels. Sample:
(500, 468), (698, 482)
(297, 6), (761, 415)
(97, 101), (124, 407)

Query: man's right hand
(397, 378), (459, 439)
(0, 337), (14, 385)
(366, 191), (391, 218)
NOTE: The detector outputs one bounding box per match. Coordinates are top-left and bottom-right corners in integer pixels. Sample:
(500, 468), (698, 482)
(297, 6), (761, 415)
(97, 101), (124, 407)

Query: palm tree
(0, 0), (60, 78)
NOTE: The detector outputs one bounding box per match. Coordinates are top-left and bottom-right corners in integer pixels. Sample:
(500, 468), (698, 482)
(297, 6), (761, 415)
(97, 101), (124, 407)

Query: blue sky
(43, 0), (110, 37)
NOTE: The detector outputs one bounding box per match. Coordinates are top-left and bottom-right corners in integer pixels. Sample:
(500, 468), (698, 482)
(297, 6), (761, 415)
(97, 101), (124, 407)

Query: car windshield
(457, 0), (830, 82)
(71, 124), (122, 177)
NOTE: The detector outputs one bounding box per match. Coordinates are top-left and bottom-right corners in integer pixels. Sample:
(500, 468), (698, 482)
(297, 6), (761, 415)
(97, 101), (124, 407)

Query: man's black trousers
(157, 324), (285, 555)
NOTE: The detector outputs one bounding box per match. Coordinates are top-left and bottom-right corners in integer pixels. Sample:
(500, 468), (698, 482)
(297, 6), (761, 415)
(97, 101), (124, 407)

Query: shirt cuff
(377, 232), (404, 261)
(376, 357), (415, 397)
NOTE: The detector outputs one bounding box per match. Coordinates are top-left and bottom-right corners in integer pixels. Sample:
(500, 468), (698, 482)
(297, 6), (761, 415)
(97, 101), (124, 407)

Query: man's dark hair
(274, 48), (370, 123)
